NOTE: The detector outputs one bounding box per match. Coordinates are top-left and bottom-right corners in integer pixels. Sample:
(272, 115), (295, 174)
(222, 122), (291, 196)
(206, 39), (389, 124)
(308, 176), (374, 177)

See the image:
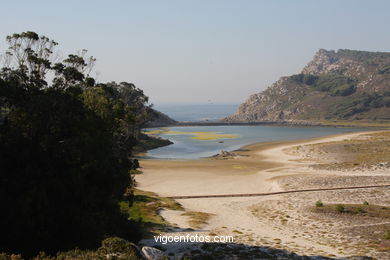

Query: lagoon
(144, 125), (363, 159)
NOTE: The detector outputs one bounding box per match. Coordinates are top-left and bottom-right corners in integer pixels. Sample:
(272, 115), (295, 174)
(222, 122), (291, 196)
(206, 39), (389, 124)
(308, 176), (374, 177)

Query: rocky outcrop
(225, 76), (310, 122)
(141, 246), (166, 260)
(225, 49), (390, 123)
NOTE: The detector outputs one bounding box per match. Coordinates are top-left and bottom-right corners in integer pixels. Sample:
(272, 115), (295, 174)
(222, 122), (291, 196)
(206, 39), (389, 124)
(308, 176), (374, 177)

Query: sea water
(153, 103), (239, 122)
(145, 125), (363, 159)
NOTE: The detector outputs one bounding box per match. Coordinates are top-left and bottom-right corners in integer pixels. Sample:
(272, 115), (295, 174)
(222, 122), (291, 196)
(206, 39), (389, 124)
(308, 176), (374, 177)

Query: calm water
(145, 125), (363, 159)
(154, 103), (239, 122)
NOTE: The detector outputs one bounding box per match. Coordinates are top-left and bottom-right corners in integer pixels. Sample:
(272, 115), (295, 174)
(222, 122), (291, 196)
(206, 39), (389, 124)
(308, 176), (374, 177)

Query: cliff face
(225, 49), (390, 123)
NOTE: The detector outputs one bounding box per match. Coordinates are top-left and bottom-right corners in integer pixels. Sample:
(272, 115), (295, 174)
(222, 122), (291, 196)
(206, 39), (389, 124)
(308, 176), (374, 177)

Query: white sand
(136, 130), (388, 257)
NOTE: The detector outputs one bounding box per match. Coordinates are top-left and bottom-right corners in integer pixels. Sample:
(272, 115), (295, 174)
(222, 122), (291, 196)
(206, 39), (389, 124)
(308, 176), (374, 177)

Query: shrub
(355, 207), (366, 213)
(378, 65), (390, 74)
(0, 253), (23, 260)
(363, 201), (369, 205)
(385, 231), (390, 240)
(97, 237), (140, 258)
(315, 200), (324, 207)
(296, 73), (357, 96)
(335, 204), (345, 213)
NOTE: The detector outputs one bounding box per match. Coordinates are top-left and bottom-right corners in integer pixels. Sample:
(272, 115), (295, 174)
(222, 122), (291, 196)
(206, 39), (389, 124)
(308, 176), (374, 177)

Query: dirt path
(167, 184), (390, 199)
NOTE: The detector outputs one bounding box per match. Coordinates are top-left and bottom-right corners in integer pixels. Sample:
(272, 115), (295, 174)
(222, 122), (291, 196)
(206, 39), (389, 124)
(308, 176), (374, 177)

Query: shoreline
(140, 126), (372, 161)
(136, 130), (390, 258)
(150, 120), (390, 128)
(137, 130), (376, 197)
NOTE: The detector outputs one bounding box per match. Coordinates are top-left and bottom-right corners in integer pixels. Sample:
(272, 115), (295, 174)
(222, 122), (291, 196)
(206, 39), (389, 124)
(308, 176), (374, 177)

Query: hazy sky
(1, 0), (390, 104)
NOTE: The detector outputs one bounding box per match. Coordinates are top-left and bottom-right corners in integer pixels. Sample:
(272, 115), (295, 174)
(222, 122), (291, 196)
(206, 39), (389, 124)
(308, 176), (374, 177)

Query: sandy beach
(137, 131), (390, 258)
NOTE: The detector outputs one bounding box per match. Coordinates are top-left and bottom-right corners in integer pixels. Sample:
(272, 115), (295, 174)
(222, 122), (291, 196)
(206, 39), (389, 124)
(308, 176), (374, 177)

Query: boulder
(141, 246), (165, 260)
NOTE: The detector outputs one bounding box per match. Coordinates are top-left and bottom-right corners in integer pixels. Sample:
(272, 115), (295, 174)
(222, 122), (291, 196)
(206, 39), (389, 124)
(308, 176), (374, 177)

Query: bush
(330, 84), (356, 96)
(1, 238), (142, 260)
(315, 200), (324, 207)
(97, 237), (140, 257)
(385, 231), (390, 240)
(335, 204), (345, 213)
(363, 201), (369, 205)
(292, 73), (356, 96)
(355, 207), (366, 213)
(378, 65), (390, 74)
(0, 253), (23, 260)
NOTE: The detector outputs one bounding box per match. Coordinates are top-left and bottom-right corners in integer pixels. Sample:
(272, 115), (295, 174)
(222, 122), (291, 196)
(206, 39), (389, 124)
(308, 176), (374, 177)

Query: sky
(1, 0), (390, 104)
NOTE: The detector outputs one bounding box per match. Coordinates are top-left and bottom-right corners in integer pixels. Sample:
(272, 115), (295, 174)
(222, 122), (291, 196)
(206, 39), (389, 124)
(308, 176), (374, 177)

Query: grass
(120, 189), (214, 233)
(181, 211), (214, 229)
(119, 189), (183, 234)
(335, 204), (345, 213)
(311, 131), (390, 169)
(313, 203), (390, 218)
(0, 237), (142, 260)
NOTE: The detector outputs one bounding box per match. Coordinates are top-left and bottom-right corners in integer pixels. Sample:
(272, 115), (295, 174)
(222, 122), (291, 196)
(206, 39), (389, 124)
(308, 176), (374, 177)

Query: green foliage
(355, 207), (366, 213)
(0, 32), (148, 257)
(119, 189), (183, 232)
(378, 65), (390, 74)
(335, 204), (345, 213)
(1, 237), (141, 259)
(329, 93), (390, 119)
(315, 200), (324, 207)
(134, 133), (173, 153)
(290, 73), (319, 86)
(337, 49), (390, 63)
(0, 253), (23, 260)
(385, 231), (390, 240)
(97, 237), (140, 257)
(330, 83), (356, 96)
(315, 203), (390, 219)
(292, 73), (356, 96)
(363, 201), (369, 205)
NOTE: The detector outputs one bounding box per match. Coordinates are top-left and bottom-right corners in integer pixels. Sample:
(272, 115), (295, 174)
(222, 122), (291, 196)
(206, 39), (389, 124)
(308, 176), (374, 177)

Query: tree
(3, 31), (58, 84)
(0, 32), (146, 257)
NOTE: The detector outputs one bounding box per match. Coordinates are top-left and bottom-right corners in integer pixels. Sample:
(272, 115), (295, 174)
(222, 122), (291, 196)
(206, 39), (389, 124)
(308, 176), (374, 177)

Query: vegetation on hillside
(133, 133), (173, 153)
(0, 32), (153, 257)
(119, 189), (183, 235)
(0, 237), (142, 260)
(225, 49), (390, 123)
(291, 73), (357, 96)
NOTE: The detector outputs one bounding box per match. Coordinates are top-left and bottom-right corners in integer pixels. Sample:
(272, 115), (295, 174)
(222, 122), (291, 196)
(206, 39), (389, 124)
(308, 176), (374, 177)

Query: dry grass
(181, 211), (214, 229)
(313, 203), (390, 218)
(310, 131), (390, 170)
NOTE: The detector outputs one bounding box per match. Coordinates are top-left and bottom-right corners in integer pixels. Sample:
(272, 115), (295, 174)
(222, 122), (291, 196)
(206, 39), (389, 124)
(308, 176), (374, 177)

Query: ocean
(153, 103), (239, 122)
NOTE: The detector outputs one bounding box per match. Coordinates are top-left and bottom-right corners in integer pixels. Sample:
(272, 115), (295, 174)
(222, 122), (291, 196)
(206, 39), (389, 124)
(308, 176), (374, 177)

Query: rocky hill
(224, 49), (390, 123)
